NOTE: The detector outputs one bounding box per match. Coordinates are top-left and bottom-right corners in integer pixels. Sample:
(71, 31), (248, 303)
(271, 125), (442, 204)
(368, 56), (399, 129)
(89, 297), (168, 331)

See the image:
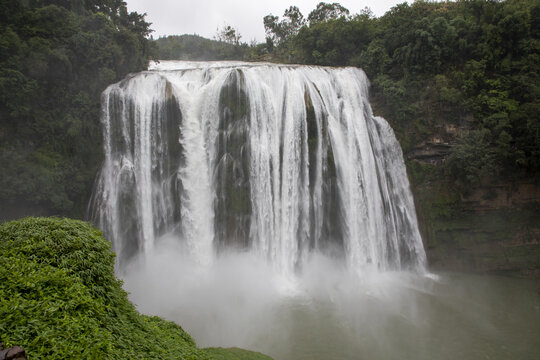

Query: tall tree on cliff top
(216, 24), (242, 45)
(264, 6), (306, 47)
(307, 2), (350, 25)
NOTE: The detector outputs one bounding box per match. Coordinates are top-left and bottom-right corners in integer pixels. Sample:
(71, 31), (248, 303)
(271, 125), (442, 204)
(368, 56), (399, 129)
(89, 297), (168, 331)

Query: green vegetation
(153, 34), (249, 61)
(0, 0), (152, 220)
(261, 0), (539, 190)
(0, 217), (273, 359)
(215, 24), (243, 46)
(204, 348), (273, 360)
(0, 217), (201, 359)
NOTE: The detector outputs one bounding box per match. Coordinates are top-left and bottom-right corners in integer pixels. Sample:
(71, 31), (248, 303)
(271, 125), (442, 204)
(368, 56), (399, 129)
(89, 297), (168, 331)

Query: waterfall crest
(89, 61), (427, 274)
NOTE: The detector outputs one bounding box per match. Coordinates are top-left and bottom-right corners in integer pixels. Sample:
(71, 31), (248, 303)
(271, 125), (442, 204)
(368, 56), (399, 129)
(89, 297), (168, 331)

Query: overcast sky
(125, 1), (409, 42)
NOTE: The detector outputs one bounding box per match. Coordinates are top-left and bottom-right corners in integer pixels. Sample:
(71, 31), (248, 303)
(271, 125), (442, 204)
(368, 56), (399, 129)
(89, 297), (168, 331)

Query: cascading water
(89, 61), (426, 274)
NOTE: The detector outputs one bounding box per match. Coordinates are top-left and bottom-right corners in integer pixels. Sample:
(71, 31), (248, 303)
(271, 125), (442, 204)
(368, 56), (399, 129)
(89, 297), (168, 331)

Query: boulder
(0, 344), (27, 360)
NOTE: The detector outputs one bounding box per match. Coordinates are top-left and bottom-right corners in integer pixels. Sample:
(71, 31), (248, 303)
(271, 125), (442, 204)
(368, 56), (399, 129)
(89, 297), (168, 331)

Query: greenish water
(124, 252), (540, 360)
(258, 273), (540, 360)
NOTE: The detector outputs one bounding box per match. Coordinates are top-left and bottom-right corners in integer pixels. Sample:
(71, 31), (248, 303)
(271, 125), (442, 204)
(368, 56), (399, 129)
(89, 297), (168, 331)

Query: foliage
(0, 217), (273, 360)
(294, 15), (375, 66)
(264, 6), (305, 47)
(215, 24), (242, 45)
(0, 0), (152, 220)
(446, 129), (500, 186)
(153, 34), (249, 61)
(262, 0), (540, 189)
(0, 217), (203, 359)
(307, 2), (350, 25)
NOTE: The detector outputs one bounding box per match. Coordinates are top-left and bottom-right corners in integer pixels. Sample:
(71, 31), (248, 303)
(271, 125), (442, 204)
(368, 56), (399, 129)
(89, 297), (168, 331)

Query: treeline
(153, 34), (249, 61)
(0, 0), (151, 219)
(260, 0), (539, 188)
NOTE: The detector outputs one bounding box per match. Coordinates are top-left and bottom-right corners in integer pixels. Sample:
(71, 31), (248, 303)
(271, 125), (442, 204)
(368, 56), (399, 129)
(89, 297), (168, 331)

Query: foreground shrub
(0, 217), (267, 359)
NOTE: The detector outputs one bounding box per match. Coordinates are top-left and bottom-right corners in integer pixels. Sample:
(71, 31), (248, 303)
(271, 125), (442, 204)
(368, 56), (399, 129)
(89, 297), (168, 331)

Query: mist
(121, 239), (540, 360)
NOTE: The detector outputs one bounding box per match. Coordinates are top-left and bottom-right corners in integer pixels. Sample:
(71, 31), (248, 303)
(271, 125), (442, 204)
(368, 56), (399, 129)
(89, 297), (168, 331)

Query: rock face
(407, 142), (452, 165)
(0, 343), (27, 360)
(459, 182), (540, 211)
(388, 104), (540, 278)
(413, 179), (540, 278)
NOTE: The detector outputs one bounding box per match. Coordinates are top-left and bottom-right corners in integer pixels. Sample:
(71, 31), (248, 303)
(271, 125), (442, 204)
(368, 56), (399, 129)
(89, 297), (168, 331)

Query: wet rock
(407, 142), (452, 165)
(0, 344), (27, 360)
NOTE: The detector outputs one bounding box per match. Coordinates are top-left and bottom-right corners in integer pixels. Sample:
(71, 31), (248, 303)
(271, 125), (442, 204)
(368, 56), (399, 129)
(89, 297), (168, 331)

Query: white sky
(125, 1), (409, 42)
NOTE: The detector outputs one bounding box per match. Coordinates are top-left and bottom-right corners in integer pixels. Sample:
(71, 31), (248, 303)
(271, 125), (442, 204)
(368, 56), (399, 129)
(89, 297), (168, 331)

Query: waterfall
(89, 61), (427, 274)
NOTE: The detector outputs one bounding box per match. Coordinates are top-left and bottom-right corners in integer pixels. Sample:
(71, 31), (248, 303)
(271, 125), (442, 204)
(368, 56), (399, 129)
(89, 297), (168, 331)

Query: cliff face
(377, 95), (540, 278)
(409, 157), (540, 277)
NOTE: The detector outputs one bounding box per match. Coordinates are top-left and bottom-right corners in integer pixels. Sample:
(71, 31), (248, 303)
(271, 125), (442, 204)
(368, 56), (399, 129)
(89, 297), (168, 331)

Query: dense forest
(0, 0), (151, 219)
(1, 0), (539, 239)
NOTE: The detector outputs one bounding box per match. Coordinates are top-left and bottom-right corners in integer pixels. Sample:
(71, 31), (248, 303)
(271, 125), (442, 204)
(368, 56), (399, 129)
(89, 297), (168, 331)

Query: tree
(446, 129), (500, 187)
(264, 6), (306, 46)
(307, 2), (350, 25)
(216, 24), (242, 45)
(293, 12), (375, 66)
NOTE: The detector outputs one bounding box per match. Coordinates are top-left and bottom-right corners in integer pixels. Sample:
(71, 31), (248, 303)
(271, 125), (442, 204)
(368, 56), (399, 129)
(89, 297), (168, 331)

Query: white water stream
(90, 60), (426, 274)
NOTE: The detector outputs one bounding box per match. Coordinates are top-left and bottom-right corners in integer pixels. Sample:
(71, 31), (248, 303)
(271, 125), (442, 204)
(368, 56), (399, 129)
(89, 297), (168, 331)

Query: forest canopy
(0, 0), (152, 219)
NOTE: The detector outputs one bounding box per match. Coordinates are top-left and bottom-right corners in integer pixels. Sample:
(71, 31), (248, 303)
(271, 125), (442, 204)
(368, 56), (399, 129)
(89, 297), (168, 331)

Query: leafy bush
(0, 217), (271, 360)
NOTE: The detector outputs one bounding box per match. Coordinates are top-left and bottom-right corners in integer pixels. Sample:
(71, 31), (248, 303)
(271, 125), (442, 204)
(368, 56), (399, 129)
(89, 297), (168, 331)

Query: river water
(122, 248), (540, 360)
